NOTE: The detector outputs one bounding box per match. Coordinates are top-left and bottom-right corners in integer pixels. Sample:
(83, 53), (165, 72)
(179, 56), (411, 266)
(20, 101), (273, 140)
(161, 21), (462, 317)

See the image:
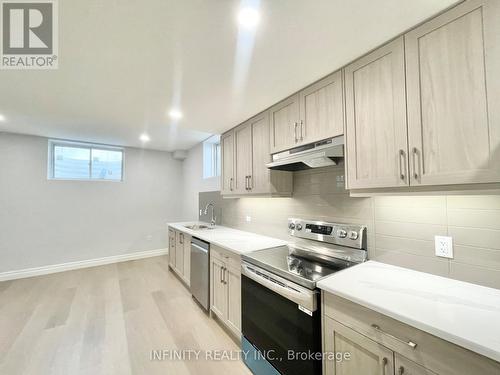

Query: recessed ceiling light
(168, 109), (183, 120)
(139, 133), (150, 142)
(0, 114), (6, 122)
(238, 7), (260, 29)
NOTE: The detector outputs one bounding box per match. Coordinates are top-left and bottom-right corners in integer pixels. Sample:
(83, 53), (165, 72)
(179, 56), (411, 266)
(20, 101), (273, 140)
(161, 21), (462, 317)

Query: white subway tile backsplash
(219, 167), (500, 289)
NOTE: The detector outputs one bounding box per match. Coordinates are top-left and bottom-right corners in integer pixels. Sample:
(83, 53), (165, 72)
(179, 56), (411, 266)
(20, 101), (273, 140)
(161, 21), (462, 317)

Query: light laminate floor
(0, 256), (252, 375)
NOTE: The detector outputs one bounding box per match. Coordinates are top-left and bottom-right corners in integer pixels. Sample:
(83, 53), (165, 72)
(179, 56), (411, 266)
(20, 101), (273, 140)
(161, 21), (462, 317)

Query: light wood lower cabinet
(324, 316), (394, 375)
(395, 354), (438, 375)
(168, 229), (176, 268)
(168, 228), (191, 287)
(322, 293), (500, 375)
(225, 264), (241, 335)
(210, 246), (241, 338)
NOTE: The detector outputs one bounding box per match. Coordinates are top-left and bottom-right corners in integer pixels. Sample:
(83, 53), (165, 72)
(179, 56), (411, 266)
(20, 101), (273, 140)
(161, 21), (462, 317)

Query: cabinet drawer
(211, 245), (241, 269)
(323, 293), (500, 375)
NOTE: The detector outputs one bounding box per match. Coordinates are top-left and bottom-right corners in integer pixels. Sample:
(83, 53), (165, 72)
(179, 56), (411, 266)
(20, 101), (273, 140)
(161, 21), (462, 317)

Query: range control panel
(288, 218), (366, 250)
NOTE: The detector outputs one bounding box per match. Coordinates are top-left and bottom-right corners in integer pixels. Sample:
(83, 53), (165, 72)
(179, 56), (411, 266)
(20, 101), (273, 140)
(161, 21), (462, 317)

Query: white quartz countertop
(168, 222), (287, 254)
(317, 261), (500, 362)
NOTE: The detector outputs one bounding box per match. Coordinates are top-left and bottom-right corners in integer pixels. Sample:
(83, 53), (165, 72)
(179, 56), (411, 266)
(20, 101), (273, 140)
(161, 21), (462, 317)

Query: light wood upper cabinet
(405, 0), (500, 186)
(300, 70), (344, 145)
(344, 37), (409, 189)
(324, 316), (394, 375)
(234, 122), (253, 194)
(221, 131), (235, 194)
(221, 111), (292, 197)
(269, 94), (300, 154)
(249, 111), (272, 194)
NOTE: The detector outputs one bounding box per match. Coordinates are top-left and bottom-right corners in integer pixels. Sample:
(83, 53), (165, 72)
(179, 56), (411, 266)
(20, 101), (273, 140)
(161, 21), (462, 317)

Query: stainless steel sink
(184, 224), (215, 230)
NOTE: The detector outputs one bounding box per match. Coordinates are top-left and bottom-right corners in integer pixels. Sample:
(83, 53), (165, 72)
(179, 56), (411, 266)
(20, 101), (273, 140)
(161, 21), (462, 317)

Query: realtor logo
(1, 0), (58, 69)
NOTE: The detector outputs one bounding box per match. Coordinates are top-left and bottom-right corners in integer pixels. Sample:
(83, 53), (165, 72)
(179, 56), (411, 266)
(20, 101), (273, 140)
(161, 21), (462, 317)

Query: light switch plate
(435, 235), (453, 258)
(245, 215), (252, 222)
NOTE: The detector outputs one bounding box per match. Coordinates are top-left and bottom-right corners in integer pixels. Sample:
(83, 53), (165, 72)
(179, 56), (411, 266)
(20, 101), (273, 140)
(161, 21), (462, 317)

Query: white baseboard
(0, 248), (169, 282)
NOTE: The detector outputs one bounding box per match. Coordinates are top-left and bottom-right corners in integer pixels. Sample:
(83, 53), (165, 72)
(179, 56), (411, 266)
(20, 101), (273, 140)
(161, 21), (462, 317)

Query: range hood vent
(266, 136), (344, 171)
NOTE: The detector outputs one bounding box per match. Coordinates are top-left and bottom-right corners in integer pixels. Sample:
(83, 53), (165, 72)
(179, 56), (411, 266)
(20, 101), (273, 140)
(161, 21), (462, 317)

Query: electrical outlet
(435, 235), (453, 258)
(245, 215), (252, 222)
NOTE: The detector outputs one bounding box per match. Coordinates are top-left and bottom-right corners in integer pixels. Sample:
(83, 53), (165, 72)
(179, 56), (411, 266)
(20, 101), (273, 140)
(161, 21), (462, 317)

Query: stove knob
(349, 231), (359, 240)
(296, 223), (303, 231)
(288, 222), (296, 230)
(337, 229), (347, 238)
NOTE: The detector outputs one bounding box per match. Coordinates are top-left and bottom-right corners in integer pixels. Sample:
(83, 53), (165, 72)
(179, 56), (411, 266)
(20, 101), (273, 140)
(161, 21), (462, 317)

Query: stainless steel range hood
(266, 136), (344, 171)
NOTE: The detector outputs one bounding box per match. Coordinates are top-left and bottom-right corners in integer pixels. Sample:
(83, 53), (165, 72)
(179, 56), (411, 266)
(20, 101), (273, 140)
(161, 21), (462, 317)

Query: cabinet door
(405, 0), (500, 186)
(324, 317), (394, 375)
(249, 111), (271, 194)
(269, 94), (300, 154)
(234, 122), (253, 194)
(183, 234), (191, 286)
(175, 231), (184, 275)
(344, 37), (409, 189)
(168, 229), (176, 267)
(221, 131), (235, 194)
(210, 257), (227, 320)
(395, 354), (437, 375)
(300, 70), (344, 144)
(225, 264), (241, 336)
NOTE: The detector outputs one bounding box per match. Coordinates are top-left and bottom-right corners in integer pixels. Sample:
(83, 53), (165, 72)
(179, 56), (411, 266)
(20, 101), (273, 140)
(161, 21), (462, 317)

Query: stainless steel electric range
(241, 218), (367, 375)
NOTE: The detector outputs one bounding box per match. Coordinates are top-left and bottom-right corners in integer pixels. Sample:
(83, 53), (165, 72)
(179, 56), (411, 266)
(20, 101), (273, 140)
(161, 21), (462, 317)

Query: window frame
(48, 139), (124, 182)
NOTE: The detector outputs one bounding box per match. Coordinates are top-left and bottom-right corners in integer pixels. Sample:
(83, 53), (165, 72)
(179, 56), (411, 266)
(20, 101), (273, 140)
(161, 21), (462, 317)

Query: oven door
(241, 262), (322, 375)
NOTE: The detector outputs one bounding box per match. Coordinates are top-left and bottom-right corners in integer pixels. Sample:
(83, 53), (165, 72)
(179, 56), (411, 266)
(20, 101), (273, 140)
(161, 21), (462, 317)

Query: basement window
(48, 140), (123, 181)
(203, 135), (221, 179)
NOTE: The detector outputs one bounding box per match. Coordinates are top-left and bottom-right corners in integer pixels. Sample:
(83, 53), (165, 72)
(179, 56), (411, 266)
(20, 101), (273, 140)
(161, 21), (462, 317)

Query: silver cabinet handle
(180, 233), (183, 244)
(294, 122), (298, 142)
(398, 149), (406, 181)
(229, 177), (233, 191)
(223, 268), (227, 284)
(245, 176), (249, 190)
(412, 147), (419, 180)
(380, 357), (388, 375)
(300, 120), (304, 141)
(248, 175), (252, 190)
(371, 324), (417, 349)
(398, 366), (405, 375)
(222, 267), (227, 284)
(220, 266), (223, 283)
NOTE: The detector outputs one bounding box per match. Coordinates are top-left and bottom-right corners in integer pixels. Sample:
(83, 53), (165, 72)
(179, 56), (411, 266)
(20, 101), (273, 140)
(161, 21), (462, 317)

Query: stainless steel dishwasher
(190, 237), (210, 310)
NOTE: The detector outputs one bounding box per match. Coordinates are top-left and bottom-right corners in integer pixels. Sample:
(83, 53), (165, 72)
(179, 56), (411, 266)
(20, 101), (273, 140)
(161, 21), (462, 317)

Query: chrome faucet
(204, 203), (216, 227)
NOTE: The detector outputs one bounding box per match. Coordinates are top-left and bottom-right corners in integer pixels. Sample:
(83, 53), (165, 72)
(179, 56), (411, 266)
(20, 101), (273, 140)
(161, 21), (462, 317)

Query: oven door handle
(241, 262), (317, 312)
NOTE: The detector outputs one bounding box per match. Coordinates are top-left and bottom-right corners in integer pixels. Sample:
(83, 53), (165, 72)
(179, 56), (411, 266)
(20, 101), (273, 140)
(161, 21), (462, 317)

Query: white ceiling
(0, 0), (459, 152)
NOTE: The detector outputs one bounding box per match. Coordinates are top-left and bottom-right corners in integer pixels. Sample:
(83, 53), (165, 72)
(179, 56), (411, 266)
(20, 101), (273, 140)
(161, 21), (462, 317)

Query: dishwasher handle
(191, 242), (208, 254)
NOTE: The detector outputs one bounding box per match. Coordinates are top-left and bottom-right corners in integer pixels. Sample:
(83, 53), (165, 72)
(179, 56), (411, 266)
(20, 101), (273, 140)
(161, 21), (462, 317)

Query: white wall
(0, 132), (184, 273)
(181, 141), (220, 220)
